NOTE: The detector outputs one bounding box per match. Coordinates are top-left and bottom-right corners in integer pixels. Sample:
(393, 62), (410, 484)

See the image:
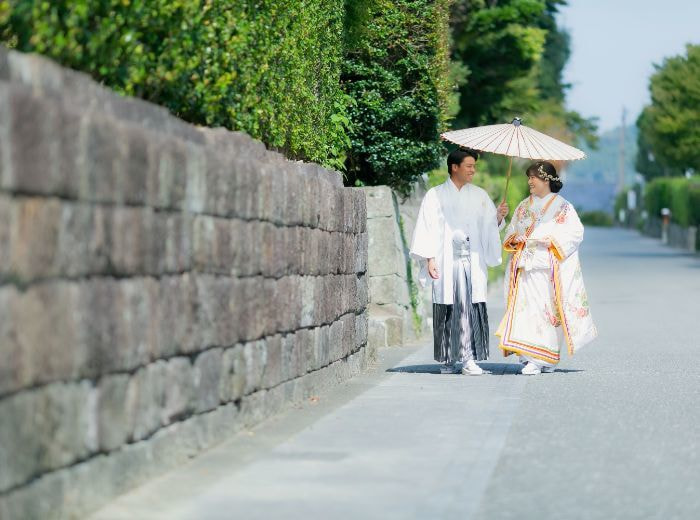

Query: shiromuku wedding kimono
(496, 194), (597, 367)
(410, 179), (503, 365)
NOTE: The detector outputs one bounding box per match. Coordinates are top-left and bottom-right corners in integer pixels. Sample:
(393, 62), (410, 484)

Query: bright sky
(558, 0), (700, 133)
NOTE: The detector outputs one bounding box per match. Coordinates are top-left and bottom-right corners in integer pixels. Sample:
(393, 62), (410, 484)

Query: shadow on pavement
(387, 362), (584, 375)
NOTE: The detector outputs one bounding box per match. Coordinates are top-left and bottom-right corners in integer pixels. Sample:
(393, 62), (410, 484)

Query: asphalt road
(92, 228), (700, 520)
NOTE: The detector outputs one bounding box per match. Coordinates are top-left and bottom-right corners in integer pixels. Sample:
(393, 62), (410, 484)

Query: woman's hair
(525, 161), (563, 193)
(447, 148), (479, 175)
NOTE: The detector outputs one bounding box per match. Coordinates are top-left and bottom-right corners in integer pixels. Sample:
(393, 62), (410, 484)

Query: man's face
(451, 156), (476, 184)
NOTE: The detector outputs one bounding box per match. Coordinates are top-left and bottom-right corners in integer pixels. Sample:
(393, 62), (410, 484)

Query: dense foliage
(342, 0), (452, 197)
(0, 0), (351, 170)
(1, 0), (594, 196)
(636, 44), (700, 180)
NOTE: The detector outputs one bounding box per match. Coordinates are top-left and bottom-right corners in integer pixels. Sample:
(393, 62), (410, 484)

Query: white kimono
(496, 194), (597, 364)
(410, 179), (503, 305)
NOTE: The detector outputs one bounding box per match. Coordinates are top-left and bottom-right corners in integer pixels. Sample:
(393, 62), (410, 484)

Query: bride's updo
(526, 161), (563, 193)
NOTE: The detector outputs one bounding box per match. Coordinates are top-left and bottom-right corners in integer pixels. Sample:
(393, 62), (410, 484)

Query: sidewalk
(91, 228), (700, 520)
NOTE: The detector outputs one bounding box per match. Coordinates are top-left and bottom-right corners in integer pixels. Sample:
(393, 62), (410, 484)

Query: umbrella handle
(501, 156), (513, 205)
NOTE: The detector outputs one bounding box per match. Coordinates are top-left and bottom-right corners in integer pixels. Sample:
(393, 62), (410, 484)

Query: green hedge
(580, 211), (613, 227)
(0, 0), (350, 170)
(644, 176), (700, 227)
(342, 0), (451, 197)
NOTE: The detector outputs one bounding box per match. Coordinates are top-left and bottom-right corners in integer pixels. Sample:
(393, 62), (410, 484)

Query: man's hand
(427, 258), (440, 280)
(497, 201), (509, 224)
(512, 235), (527, 244)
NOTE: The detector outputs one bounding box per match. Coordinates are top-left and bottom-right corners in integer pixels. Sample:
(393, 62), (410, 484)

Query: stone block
(78, 278), (131, 375)
(10, 281), (85, 389)
(160, 357), (194, 426)
(355, 309), (369, 350)
(203, 149), (232, 216)
(355, 232), (369, 274)
(158, 274), (197, 357)
(275, 275), (302, 333)
(342, 189), (355, 233)
(243, 340), (267, 395)
(369, 273), (410, 306)
(231, 156), (259, 221)
(56, 105), (87, 199)
(314, 325), (331, 370)
(0, 195), (10, 271)
(220, 345), (247, 402)
(192, 215), (215, 272)
(262, 334), (283, 388)
(361, 186), (395, 219)
(193, 274), (234, 348)
(122, 128), (151, 205)
(296, 328), (316, 375)
(367, 216), (402, 277)
(340, 313), (356, 358)
(192, 348), (223, 413)
(55, 203), (98, 277)
(84, 116), (126, 204)
(120, 278), (159, 365)
(367, 304), (404, 348)
(96, 373), (136, 452)
(107, 206), (154, 275)
(353, 188), (368, 233)
(131, 361), (168, 441)
(329, 318), (344, 364)
(8, 89), (59, 195)
(300, 275), (316, 328)
(148, 137), (189, 210)
(0, 286), (29, 396)
(0, 381), (97, 493)
(8, 197), (62, 281)
(0, 85), (11, 191)
(281, 164), (304, 226)
(184, 144), (207, 213)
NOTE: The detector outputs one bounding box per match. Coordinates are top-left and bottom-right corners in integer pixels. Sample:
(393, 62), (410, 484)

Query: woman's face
(527, 173), (551, 198)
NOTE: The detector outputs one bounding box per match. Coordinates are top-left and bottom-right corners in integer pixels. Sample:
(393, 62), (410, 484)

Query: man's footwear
(462, 359), (484, 376)
(440, 363), (459, 374)
(541, 366), (555, 373)
(521, 362), (541, 375)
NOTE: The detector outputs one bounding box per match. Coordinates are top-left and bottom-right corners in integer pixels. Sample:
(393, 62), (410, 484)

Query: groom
(410, 148), (508, 375)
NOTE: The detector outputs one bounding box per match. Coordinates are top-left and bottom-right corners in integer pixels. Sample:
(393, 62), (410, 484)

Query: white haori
(409, 178), (503, 305)
(497, 194), (598, 363)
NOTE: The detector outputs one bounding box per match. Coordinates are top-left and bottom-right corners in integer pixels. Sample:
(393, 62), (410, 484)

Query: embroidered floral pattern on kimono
(496, 194), (597, 363)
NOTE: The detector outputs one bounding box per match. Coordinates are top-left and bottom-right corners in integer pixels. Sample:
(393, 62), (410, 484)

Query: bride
(496, 161), (597, 375)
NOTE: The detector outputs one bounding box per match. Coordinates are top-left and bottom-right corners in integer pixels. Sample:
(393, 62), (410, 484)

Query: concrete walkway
(91, 228), (700, 520)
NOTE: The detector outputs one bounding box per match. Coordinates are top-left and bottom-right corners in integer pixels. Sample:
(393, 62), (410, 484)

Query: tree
(449, 0), (597, 152)
(342, 0), (452, 196)
(636, 44), (700, 178)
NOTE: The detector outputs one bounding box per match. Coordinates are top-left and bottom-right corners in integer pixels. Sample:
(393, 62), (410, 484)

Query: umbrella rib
(528, 129), (570, 160)
(520, 129), (536, 159)
(467, 126), (510, 149)
(489, 129), (514, 154)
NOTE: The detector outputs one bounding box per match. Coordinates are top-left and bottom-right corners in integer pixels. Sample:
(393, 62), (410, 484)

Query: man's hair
(447, 148), (479, 176)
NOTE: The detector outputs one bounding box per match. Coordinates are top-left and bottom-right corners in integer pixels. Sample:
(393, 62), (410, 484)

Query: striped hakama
(432, 236), (489, 364)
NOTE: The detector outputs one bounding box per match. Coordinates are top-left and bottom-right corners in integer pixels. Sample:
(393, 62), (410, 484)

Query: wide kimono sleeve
(548, 202), (584, 261)
(479, 191), (503, 267)
(503, 200), (525, 253)
(409, 190), (440, 288)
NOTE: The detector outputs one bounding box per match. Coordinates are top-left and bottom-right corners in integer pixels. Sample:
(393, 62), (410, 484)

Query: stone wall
(0, 48), (370, 519)
(362, 186), (430, 349)
(641, 217), (698, 252)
